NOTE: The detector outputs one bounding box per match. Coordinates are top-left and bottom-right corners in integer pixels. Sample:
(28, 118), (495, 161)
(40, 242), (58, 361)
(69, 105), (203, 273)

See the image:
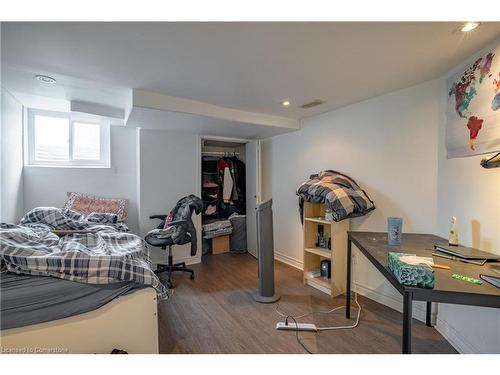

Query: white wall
(265, 65), (500, 353)
(434, 71), (500, 353)
(269, 79), (440, 274)
(267, 79), (442, 332)
(1, 88), (24, 223)
(137, 129), (201, 265)
(23, 126), (139, 232)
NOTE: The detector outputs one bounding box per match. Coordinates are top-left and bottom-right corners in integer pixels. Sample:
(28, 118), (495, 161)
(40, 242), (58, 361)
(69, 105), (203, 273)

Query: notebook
(434, 245), (500, 262)
(480, 274), (500, 289)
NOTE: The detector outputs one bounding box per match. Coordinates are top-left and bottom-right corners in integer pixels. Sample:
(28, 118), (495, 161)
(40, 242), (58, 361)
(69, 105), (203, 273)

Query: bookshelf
(302, 202), (349, 297)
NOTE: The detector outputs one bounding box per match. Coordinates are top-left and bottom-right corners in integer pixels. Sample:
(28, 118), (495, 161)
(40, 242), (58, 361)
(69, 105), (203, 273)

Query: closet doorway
(200, 137), (261, 260)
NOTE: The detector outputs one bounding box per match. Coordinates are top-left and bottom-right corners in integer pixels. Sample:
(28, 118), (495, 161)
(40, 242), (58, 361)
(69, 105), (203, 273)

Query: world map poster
(447, 44), (500, 158)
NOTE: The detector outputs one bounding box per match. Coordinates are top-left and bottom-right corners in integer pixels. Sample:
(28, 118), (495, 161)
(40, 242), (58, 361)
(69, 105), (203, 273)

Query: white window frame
(26, 109), (111, 168)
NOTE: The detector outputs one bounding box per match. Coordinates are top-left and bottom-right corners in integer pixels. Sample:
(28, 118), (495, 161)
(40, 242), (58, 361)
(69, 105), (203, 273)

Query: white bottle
(449, 216), (459, 246)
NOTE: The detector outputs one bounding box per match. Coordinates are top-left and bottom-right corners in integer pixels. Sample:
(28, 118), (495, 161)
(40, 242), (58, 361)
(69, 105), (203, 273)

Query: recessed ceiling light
(461, 22), (480, 32)
(281, 100), (291, 107)
(35, 74), (57, 84)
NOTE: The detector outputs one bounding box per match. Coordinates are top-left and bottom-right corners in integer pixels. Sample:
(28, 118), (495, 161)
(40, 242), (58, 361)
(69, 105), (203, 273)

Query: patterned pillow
(64, 192), (129, 222)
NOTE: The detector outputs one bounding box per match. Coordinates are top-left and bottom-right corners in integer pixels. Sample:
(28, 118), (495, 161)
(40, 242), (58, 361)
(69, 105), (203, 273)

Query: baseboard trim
(178, 255), (202, 266)
(274, 251), (303, 270)
(353, 281), (432, 324)
(152, 255), (201, 267)
(435, 315), (478, 354)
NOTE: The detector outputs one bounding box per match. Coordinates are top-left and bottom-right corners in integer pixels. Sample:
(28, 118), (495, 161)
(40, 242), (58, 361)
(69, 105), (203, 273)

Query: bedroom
(1, 1), (499, 372)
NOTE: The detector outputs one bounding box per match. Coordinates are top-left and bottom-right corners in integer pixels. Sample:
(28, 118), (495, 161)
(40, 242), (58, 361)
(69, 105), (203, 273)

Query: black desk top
(348, 232), (500, 307)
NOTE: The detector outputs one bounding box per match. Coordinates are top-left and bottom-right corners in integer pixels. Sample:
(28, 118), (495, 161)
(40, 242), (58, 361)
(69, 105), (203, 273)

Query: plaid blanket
(297, 170), (375, 222)
(0, 207), (168, 299)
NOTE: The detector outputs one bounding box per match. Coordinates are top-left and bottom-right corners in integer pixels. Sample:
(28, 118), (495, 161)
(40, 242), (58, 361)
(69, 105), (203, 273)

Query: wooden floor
(158, 253), (457, 354)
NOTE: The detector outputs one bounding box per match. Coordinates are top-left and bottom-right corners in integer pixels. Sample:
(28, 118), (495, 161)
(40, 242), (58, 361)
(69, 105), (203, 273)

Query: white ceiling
(1, 64), (131, 115)
(2, 22), (500, 121)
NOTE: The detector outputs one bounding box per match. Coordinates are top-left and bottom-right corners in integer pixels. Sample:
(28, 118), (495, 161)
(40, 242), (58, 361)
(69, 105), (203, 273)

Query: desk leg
(346, 238), (352, 319)
(402, 291), (413, 354)
(426, 301), (433, 327)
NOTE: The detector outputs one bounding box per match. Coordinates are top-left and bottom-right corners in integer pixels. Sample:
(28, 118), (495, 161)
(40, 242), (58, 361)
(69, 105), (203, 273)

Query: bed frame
(0, 287), (159, 354)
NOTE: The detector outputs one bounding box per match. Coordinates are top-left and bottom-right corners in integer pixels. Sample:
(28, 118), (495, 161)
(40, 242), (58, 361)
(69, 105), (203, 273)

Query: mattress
(0, 272), (145, 330)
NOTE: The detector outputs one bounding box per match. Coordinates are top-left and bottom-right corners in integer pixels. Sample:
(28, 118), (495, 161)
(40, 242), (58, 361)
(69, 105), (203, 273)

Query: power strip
(276, 321), (318, 332)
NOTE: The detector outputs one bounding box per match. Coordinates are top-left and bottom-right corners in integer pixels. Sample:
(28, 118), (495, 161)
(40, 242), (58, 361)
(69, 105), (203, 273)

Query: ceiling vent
(299, 99), (326, 109)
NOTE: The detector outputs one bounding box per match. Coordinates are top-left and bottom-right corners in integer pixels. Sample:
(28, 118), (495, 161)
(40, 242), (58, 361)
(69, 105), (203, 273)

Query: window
(73, 122), (101, 161)
(27, 110), (110, 167)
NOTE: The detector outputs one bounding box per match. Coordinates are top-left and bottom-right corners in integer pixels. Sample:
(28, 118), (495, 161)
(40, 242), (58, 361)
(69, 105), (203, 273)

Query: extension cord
(276, 321), (318, 332)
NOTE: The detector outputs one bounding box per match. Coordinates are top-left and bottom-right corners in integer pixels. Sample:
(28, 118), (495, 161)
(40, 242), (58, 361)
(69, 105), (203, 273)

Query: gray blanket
(0, 207), (168, 299)
(1, 272), (145, 330)
(297, 170), (375, 222)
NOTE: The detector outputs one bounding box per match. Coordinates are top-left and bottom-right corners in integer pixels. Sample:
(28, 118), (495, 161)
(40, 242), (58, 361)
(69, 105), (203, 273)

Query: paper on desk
(399, 255), (434, 267)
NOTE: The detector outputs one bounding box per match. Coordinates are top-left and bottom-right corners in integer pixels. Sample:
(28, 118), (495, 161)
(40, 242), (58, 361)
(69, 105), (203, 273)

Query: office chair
(145, 195), (202, 288)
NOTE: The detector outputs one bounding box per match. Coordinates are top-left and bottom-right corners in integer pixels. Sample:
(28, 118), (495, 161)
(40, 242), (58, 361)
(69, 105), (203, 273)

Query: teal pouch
(388, 252), (435, 289)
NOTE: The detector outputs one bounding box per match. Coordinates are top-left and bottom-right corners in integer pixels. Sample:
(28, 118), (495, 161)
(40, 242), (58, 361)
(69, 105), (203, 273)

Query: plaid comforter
(0, 207), (168, 299)
(297, 170), (375, 222)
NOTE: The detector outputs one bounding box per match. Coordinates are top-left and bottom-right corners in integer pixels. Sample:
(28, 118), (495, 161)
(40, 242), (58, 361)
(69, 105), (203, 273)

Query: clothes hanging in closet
(202, 155), (246, 219)
(218, 158), (234, 203)
(226, 156), (246, 213)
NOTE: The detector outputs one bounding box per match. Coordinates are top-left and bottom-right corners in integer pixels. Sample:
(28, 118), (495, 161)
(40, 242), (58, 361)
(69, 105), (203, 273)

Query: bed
(0, 285), (159, 354)
(0, 207), (166, 354)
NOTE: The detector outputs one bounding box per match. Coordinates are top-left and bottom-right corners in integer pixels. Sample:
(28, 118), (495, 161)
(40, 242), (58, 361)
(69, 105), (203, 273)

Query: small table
(345, 232), (500, 354)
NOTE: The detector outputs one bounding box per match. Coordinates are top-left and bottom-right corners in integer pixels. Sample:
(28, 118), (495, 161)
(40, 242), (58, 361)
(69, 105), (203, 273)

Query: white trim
(200, 135), (251, 144)
(177, 255), (202, 266)
(196, 134), (202, 260)
(26, 108), (110, 168)
(199, 134), (253, 258)
(435, 315), (479, 354)
(256, 139), (262, 204)
(151, 254), (201, 267)
(353, 281), (432, 324)
(274, 251), (303, 270)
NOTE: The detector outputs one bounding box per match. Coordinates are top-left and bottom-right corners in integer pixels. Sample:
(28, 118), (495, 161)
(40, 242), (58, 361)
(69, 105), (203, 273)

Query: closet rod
(202, 151), (240, 156)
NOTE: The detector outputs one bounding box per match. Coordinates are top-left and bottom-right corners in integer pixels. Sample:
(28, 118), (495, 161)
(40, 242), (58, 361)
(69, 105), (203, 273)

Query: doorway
(199, 137), (260, 259)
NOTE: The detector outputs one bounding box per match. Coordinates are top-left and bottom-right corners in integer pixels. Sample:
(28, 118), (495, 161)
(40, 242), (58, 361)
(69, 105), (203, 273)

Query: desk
(345, 232), (500, 354)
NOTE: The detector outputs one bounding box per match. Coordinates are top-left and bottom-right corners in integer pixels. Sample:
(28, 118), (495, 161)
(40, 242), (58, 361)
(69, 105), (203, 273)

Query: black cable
(286, 315), (313, 354)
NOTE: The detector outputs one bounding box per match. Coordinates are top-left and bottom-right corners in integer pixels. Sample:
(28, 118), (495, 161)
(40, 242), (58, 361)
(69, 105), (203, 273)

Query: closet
(201, 138), (253, 258)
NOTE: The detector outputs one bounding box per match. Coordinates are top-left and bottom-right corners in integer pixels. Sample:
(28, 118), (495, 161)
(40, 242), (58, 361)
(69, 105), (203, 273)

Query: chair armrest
(149, 214), (167, 220)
